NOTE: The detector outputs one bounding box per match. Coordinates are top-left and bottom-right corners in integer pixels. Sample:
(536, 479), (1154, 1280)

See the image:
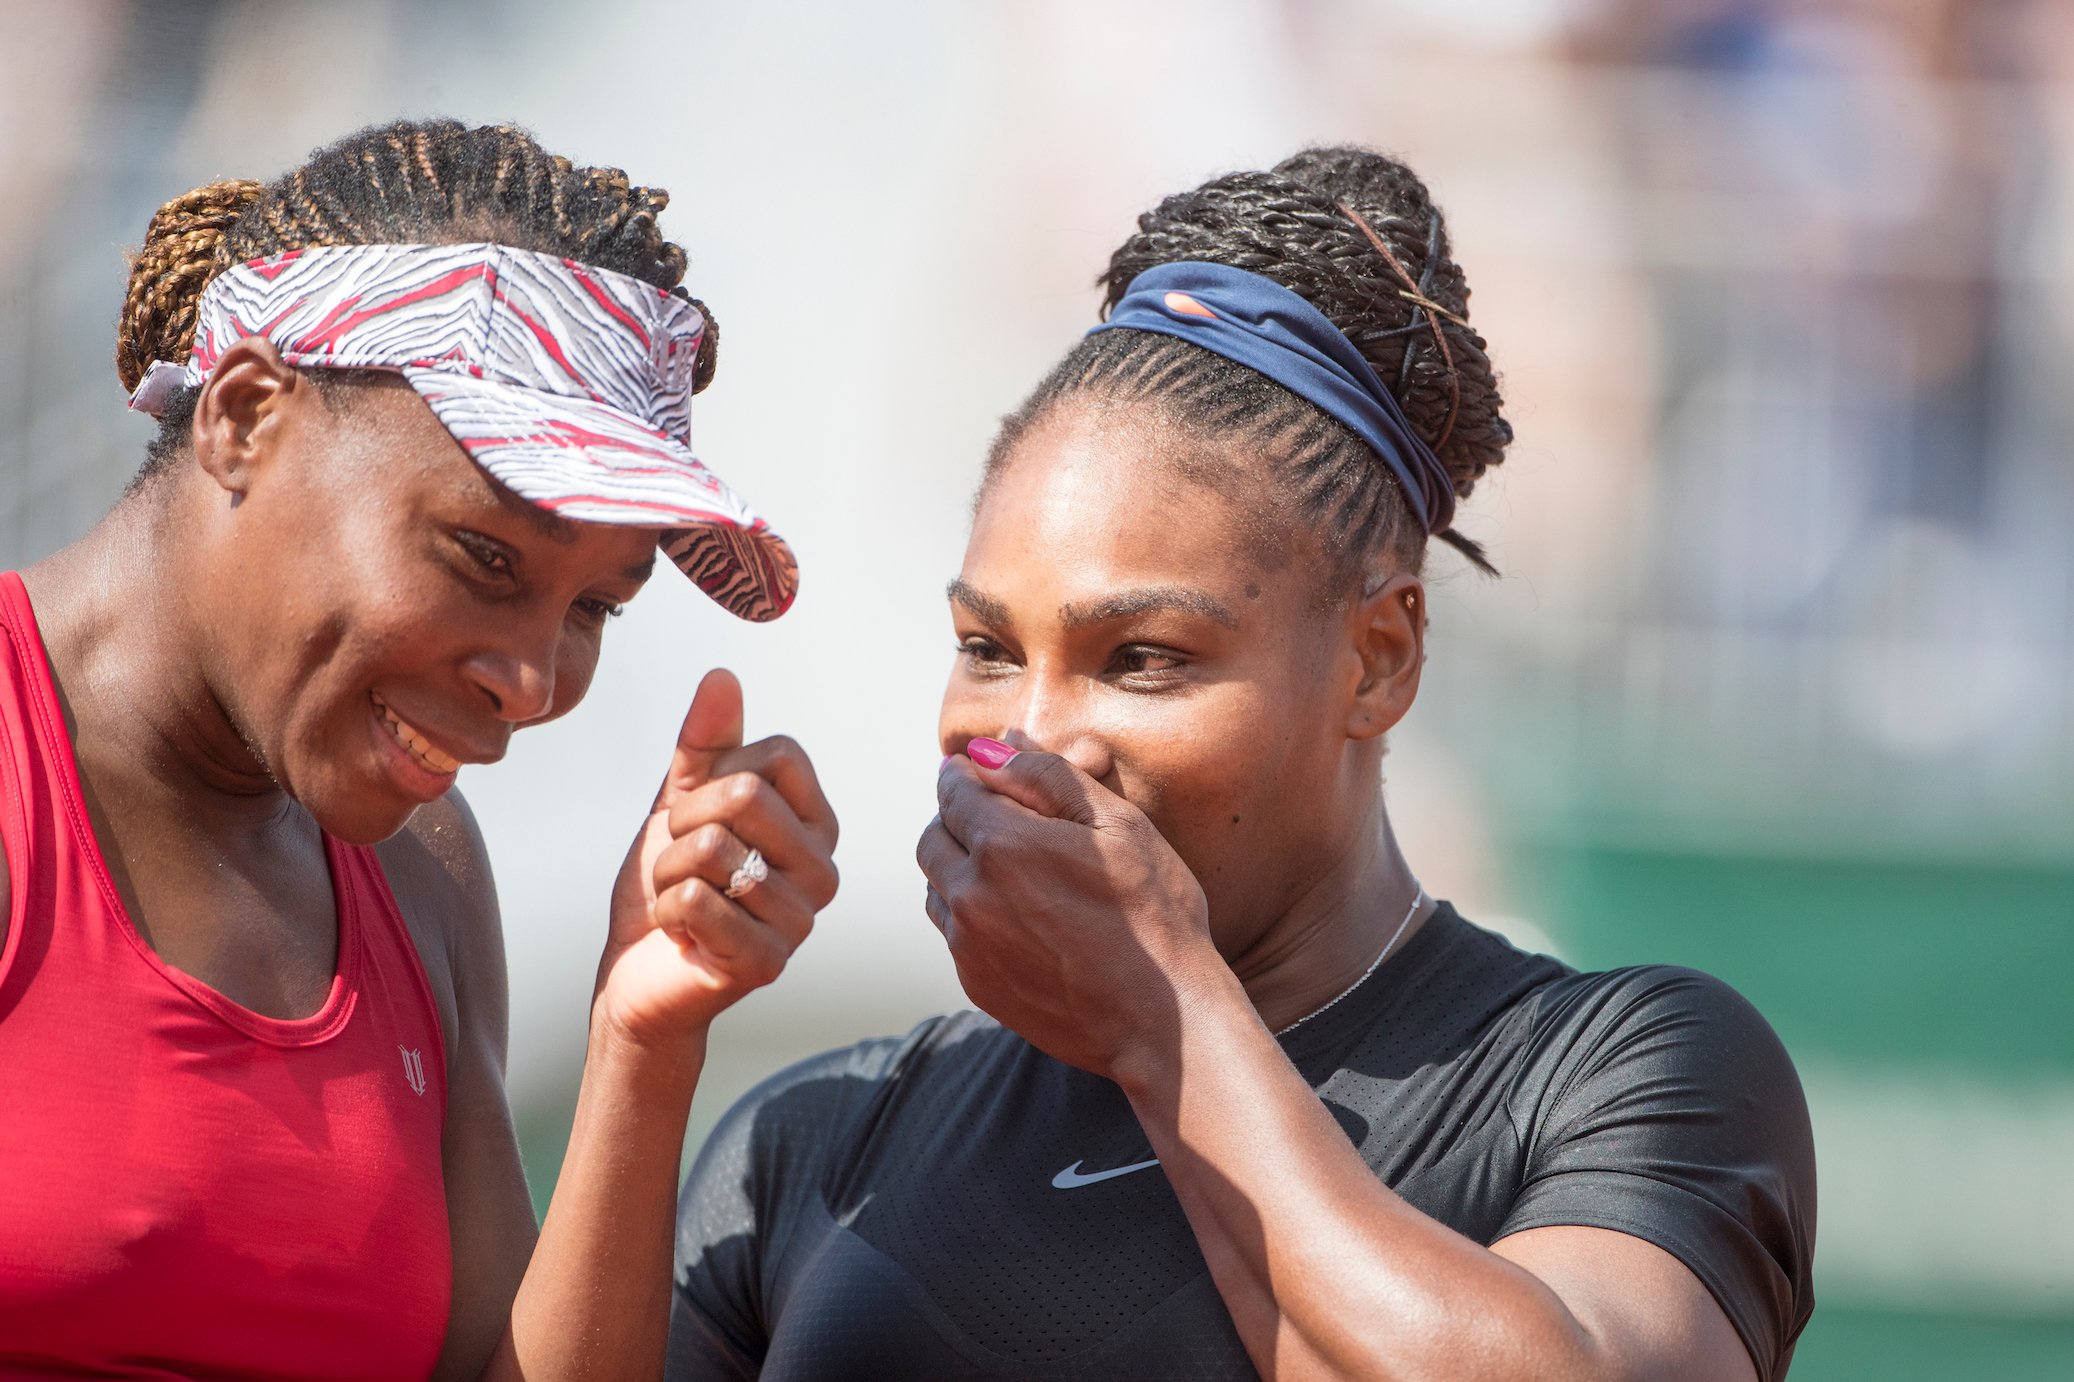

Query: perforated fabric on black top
(667, 905), (1816, 1382)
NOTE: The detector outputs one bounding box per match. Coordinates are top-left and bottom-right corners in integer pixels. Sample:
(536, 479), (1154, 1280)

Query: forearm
(487, 1015), (705, 1382)
(1114, 976), (1604, 1382)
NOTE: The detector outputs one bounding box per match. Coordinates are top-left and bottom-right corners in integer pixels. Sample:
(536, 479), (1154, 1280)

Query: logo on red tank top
(398, 1045), (427, 1097)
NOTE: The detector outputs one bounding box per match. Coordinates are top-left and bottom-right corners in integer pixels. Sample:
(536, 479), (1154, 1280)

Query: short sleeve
(667, 1034), (917, 1382)
(1496, 967), (1816, 1382)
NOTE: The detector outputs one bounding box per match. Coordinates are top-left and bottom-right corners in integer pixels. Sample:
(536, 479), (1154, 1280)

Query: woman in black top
(670, 147), (1815, 1381)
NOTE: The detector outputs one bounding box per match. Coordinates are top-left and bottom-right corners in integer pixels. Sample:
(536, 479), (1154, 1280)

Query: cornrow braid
(987, 147), (1511, 586)
(116, 118), (712, 480)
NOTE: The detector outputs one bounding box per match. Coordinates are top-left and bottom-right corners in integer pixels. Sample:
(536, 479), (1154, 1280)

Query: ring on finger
(725, 847), (770, 900)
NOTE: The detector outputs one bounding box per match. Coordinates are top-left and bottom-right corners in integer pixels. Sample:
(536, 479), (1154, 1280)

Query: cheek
(1121, 664), (1341, 883)
(1107, 682), (1286, 837)
(547, 629), (604, 719)
(937, 660), (1003, 748)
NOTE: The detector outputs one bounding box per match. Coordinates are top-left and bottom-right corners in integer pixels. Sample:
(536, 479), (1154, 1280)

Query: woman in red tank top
(0, 120), (838, 1380)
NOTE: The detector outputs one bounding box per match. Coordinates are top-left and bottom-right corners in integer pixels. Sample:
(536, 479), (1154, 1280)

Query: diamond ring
(724, 848), (769, 900)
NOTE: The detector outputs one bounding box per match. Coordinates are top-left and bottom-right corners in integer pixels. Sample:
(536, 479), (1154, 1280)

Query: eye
(574, 596), (626, 624)
(1112, 644), (1184, 677)
(958, 635), (1016, 671)
(453, 529), (516, 580)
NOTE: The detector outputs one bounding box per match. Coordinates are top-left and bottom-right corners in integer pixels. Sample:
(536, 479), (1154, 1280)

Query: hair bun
(116, 178), (265, 392)
(1272, 147), (1428, 219)
(1087, 145), (1512, 573)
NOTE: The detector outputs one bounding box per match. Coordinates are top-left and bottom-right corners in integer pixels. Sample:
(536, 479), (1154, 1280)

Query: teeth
(371, 693), (461, 775)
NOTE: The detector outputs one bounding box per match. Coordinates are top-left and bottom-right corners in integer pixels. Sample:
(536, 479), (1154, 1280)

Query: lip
(368, 691), (503, 800)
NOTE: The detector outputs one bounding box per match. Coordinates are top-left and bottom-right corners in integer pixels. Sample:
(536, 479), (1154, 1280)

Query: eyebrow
(624, 554), (658, 584)
(946, 578), (1011, 627)
(1059, 586), (1238, 631)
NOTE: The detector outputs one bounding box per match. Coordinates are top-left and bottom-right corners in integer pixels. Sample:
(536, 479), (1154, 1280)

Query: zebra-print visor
(127, 242), (797, 622)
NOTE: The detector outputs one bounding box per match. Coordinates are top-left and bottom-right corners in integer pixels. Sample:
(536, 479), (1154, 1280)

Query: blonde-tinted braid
(115, 179), (263, 393)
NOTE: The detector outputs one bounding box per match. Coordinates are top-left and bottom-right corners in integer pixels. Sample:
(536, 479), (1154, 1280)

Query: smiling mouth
(370, 691), (462, 776)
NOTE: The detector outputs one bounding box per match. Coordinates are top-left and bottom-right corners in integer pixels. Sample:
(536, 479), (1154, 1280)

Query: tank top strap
(327, 834), (450, 1113)
(0, 572), (67, 1002)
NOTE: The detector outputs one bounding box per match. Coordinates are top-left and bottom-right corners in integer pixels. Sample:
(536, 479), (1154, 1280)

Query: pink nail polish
(967, 736), (1019, 769)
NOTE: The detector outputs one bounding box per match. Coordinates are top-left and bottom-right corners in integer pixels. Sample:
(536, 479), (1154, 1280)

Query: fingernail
(967, 736), (1019, 769)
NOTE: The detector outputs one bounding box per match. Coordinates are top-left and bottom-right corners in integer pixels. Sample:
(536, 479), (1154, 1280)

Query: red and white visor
(128, 241), (797, 622)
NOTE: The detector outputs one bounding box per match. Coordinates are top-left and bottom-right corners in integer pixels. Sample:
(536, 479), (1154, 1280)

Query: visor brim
(403, 367), (798, 622)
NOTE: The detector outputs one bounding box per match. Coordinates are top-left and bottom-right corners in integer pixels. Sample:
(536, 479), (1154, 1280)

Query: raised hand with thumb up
(598, 668), (839, 1049)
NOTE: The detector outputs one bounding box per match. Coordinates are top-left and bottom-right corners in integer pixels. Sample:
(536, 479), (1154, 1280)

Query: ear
(1344, 571), (1425, 742)
(189, 337), (305, 503)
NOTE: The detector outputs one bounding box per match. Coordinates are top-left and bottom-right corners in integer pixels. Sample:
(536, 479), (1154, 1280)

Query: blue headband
(1089, 261), (1456, 535)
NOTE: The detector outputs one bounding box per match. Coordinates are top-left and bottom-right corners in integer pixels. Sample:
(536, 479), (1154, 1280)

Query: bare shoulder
(374, 789), (507, 1054)
(378, 788), (501, 944)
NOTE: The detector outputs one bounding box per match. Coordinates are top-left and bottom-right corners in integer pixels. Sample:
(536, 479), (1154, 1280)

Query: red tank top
(0, 573), (452, 1378)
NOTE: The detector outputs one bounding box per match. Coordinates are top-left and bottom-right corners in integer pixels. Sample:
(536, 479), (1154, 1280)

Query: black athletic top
(668, 905), (1816, 1381)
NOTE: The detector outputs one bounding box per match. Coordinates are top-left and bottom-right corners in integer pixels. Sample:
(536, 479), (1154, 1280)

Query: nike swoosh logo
(1051, 1157), (1162, 1189)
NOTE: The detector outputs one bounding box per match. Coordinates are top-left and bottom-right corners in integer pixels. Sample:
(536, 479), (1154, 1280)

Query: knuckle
(687, 821), (735, 863)
(771, 907), (814, 950)
(719, 771), (768, 815)
(746, 944), (786, 987)
(965, 828), (1006, 877)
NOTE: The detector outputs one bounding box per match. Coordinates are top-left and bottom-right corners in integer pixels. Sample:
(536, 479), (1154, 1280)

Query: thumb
(656, 667), (745, 806)
(963, 737), (1107, 827)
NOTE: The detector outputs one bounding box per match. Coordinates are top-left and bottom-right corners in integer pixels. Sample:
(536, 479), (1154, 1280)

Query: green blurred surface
(1518, 834), (2074, 1376)
(1789, 1305), (2074, 1381)
(1524, 842), (2074, 1076)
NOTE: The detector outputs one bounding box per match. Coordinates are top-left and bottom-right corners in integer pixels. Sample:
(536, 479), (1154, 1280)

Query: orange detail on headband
(1163, 291), (1217, 319)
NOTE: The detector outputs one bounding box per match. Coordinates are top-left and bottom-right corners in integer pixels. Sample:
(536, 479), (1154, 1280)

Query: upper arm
(668, 1092), (771, 1382)
(377, 789), (537, 1382)
(668, 1034), (920, 1380)
(1496, 969), (1817, 1382)
(1491, 1225), (1757, 1382)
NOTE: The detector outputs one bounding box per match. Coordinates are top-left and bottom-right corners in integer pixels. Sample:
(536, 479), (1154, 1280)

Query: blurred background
(2, 0), (2069, 1375)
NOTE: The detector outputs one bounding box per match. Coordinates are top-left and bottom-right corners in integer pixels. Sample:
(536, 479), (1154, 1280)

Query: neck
(1224, 800), (1432, 1034)
(23, 486), (294, 839)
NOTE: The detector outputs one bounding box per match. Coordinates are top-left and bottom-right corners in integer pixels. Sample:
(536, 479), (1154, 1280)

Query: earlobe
(1346, 573), (1426, 742)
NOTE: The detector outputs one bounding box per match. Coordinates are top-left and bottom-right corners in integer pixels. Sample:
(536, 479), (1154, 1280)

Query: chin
(297, 777), (426, 847)
(332, 812), (418, 848)
(319, 802), (421, 847)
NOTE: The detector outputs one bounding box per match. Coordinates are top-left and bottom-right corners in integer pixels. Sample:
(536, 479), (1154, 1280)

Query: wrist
(1107, 958), (1256, 1102)
(587, 997), (709, 1093)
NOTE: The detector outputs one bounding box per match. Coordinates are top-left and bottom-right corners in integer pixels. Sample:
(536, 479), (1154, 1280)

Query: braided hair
(116, 119), (712, 480)
(988, 147), (1511, 585)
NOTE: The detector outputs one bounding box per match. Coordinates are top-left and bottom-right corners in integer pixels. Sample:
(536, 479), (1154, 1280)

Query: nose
(998, 676), (1113, 783)
(462, 637), (557, 725)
